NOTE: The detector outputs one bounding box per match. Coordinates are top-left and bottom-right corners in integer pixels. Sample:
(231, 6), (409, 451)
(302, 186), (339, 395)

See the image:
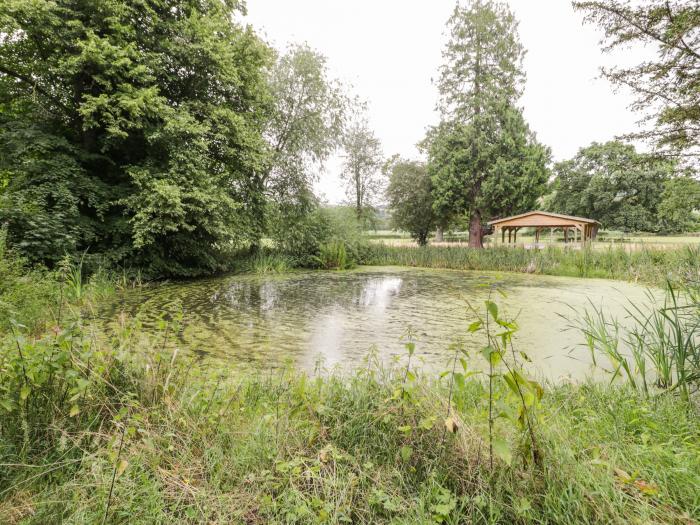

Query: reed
(574, 283), (700, 400)
(362, 243), (700, 286)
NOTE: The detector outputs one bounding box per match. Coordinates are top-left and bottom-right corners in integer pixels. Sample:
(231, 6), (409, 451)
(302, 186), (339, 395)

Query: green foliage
(1, 291), (698, 523)
(363, 243), (700, 286)
(242, 250), (295, 275)
(265, 44), (349, 202)
(318, 240), (353, 270)
(0, 0), (272, 276)
(658, 176), (700, 233)
(574, 0), (700, 154)
(576, 283), (700, 401)
(428, 0), (550, 247)
(341, 119), (384, 223)
(385, 156), (436, 246)
(548, 141), (675, 232)
(0, 228), (58, 334)
(270, 206), (368, 269)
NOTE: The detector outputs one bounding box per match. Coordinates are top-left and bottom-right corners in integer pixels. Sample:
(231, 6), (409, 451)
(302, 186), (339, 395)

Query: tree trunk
(468, 210), (483, 248)
(435, 226), (444, 242)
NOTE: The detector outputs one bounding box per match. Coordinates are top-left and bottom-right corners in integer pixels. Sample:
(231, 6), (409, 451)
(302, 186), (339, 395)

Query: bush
(270, 206), (369, 269)
(0, 228), (58, 334)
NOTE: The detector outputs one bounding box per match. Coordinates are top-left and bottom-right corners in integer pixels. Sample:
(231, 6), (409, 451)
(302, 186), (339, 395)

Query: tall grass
(576, 283), (700, 400)
(318, 240), (354, 270)
(239, 250), (296, 274)
(362, 243), (700, 286)
(0, 229), (59, 334)
(1, 314), (698, 523)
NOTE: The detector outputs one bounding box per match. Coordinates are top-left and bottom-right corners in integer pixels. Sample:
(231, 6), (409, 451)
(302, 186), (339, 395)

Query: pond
(103, 266), (654, 381)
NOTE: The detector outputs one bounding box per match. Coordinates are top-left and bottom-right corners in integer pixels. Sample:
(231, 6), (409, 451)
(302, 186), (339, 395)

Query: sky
(243, 0), (645, 204)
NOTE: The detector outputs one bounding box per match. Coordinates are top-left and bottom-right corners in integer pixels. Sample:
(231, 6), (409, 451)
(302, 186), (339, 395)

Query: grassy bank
(1, 319), (699, 524)
(362, 243), (700, 286)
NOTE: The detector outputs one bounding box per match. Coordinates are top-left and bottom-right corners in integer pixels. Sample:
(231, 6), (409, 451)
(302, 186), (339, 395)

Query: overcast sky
(244, 0), (644, 204)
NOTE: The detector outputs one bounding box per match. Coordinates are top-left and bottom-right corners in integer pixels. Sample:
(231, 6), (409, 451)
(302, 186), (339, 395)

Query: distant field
(367, 229), (700, 250)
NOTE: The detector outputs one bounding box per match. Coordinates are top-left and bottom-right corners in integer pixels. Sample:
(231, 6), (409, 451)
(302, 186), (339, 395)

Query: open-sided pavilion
(488, 211), (600, 245)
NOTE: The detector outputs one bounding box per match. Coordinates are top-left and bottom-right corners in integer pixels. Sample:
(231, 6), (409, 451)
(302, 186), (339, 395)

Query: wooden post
(508, 228), (512, 243)
(501, 227), (505, 244)
(513, 227), (518, 244)
(564, 227), (568, 243)
(535, 227), (540, 243)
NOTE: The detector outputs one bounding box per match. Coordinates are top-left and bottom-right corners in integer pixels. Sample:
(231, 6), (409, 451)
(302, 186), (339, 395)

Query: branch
(0, 64), (73, 117)
(576, 1), (700, 60)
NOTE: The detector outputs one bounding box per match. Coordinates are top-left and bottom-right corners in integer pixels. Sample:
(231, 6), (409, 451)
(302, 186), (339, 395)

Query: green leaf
(69, 404), (80, 417)
(400, 446), (413, 462)
(492, 436), (512, 465)
(459, 357), (468, 372)
(20, 385), (30, 401)
(419, 416), (436, 430)
(481, 347), (502, 367)
(467, 320), (482, 333)
(405, 341), (415, 357)
(485, 300), (498, 321)
(116, 459), (129, 478)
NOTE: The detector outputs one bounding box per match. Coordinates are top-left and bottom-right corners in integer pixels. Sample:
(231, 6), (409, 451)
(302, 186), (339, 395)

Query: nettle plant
(444, 289), (544, 468)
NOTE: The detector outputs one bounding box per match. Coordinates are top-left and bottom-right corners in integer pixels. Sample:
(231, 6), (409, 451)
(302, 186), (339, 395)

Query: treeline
(1, 0), (699, 276)
(386, 0), (700, 246)
(0, 0), (385, 277)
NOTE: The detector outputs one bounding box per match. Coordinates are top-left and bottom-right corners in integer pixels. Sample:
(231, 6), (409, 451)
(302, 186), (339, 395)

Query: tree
(574, 1), (700, 159)
(428, 0), (549, 247)
(385, 156), (435, 246)
(547, 141), (674, 231)
(341, 119), (383, 223)
(261, 44), (350, 238)
(428, 110), (550, 246)
(658, 176), (700, 233)
(0, 0), (271, 276)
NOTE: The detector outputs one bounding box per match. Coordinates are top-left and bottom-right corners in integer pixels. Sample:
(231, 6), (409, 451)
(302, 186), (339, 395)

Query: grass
(240, 250), (297, 274)
(0, 325), (698, 524)
(1, 235), (699, 524)
(362, 243), (700, 286)
(368, 229), (700, 247)
(575, 283), (700, 401)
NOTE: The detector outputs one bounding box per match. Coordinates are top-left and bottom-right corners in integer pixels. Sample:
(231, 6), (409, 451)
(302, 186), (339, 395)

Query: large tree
(341, 119), (383, 223)
(429, 0), (549, 247)
(385, 156), (435, 246)
(574, 1), (700, 159)
(548, 141), (674, 232)
(658, 176), (700, 233)
(261, 44), (350, 240)
(0, 0), (271, 276)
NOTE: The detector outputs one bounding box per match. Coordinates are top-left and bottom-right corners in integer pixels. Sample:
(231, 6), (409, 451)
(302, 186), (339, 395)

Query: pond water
(103, 267), (654, 381)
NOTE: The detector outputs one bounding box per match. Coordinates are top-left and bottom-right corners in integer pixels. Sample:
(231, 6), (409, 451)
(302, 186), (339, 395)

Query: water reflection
(102, 267), (654, 380)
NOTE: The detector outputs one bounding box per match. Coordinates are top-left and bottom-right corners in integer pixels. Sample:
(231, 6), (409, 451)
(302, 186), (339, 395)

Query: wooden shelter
(488, 211), (600, 245)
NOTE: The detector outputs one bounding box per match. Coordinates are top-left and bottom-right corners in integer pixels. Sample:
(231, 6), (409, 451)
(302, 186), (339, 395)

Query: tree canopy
(657, 175), (700, 233)
(547, 141), (676, 232)
(574, 0), (700, 159)
(340, 119), (383, 223)
(428, 0), (549, 247)
(385, 157), (435, 246)
(263, 43), (350, 229)
(0, 0), (272, 276)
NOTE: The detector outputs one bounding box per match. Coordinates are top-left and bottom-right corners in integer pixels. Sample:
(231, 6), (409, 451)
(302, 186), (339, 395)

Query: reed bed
(362, 243), (700, 286)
